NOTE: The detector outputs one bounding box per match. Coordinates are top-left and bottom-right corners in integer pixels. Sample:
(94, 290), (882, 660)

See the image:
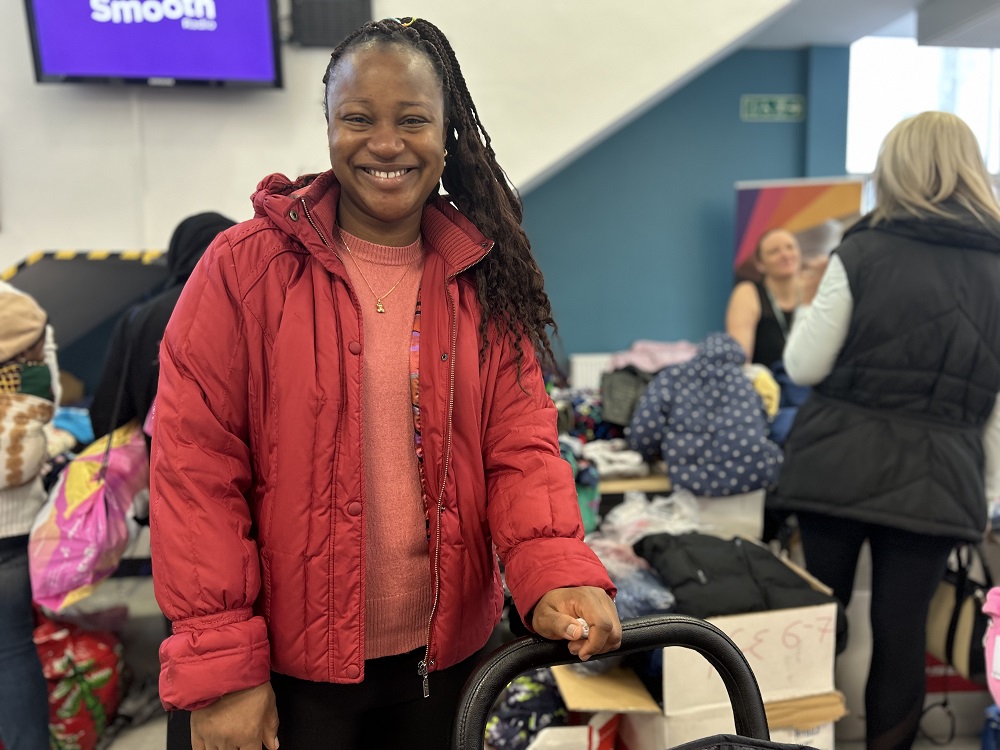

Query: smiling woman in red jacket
(149, 17), (619, 750)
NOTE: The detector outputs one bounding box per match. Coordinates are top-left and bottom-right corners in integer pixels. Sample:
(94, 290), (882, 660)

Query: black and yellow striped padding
(2, 249), (165, 283)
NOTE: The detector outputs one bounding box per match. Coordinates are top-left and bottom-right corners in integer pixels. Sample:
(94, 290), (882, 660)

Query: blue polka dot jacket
(627, 332), (783, 496)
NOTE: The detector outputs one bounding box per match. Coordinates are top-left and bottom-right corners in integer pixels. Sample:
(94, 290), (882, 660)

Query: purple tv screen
(26, 1), (281, 86)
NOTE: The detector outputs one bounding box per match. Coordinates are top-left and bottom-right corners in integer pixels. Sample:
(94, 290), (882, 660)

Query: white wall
(0, 0), (793, 268)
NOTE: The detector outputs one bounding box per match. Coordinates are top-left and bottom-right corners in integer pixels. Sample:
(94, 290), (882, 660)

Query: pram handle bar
(452, 613), (770, 749)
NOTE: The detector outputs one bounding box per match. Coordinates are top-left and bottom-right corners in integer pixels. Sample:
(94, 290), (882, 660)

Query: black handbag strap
(922, 543), (991, 744)
(98, 307), (139, 478)
(944, 542), (992, 668)
(963, 543), (993, 587)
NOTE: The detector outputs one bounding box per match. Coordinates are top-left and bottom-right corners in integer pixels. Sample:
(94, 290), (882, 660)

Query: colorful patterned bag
(37, 613), (123, 750)
(0, 615), (124, 750)
(28, 422), (147, 611)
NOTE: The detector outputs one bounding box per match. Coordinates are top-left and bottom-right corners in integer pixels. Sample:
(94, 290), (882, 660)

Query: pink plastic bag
(984, 587), (1000, 705)
(28, 421), (149, 612)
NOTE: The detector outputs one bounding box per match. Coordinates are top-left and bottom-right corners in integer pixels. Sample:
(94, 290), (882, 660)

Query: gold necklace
(339, 234), (417, 314)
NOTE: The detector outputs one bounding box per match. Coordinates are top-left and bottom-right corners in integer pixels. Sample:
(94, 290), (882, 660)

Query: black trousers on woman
(166, 646), (485, 750)
(796, 512), (956, 750)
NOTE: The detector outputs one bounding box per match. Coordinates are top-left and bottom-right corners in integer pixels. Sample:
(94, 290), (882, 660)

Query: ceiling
(917, 0), (1000, 47)
(746, 0), (924, 48)
(747, 0), (1000, 48)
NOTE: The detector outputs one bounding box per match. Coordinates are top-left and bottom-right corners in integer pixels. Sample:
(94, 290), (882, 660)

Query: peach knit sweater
(337, 228), (431, 660)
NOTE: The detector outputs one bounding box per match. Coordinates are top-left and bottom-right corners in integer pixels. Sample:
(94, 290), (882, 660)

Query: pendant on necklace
(376, 299), (386, 314)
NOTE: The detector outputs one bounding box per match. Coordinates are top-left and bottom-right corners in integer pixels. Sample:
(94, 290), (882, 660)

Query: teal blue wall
(522, 47), (850, 357)
(805, 46), (851, 177)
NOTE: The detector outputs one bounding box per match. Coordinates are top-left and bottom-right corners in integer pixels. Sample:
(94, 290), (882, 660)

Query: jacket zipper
(418, 281), (457, 698)
(300, 197), (332, 248)
(417, 247), (492, 697)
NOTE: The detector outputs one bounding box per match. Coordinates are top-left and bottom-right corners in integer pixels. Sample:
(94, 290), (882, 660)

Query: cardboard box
(544, 603), (841, 750)
(618, 710), (839, 750)
(765, 691), (846, 731)
(618, 693), (845, 750)
(662, 603), (838, 711)
(619, 719), (837, 750)
(523, 669), (660, 750)
(770, 722), (835, 750)
(532, 578), (841, 750)
(550, 666), (662, 714)
(525, 711), (620, 750)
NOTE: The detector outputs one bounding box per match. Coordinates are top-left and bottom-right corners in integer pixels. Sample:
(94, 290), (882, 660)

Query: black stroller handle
(452, 614), (770, 750)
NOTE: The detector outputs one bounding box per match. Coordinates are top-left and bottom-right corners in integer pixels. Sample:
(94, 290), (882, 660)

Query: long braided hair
(322, 18), (558, 376)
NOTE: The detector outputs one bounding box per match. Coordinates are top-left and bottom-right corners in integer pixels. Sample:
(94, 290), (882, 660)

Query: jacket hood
(251, 172), (324, 219)
(698, 332), (747, 368)
(167, 212), (237, 284)
(844, 207), (1000, 254)
(250, 170), (493, 274)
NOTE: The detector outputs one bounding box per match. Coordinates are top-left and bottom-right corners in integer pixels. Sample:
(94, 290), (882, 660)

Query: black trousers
(167, 646), (485, 750)
(796, 512), (956, 750)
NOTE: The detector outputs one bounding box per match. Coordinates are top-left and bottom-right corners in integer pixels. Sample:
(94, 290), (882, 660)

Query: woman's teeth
(364, 168), (409, 179)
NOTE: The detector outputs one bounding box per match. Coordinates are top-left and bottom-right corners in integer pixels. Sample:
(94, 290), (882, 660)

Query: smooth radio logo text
(90, 1), (217, 30)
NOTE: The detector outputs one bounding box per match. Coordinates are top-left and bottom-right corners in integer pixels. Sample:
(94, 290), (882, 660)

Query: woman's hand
(800, 256), (830, 306)
(532, 586), (622, 661)
(190, 682), (279, 750)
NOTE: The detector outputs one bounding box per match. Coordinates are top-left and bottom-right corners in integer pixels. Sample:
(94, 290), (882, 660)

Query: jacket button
(347, 501), (361, 516)
(346, 664), (360, 679)
(289, 209), (299, 221)
(440, 353), (448, 361)
(349, 341), (362, 355)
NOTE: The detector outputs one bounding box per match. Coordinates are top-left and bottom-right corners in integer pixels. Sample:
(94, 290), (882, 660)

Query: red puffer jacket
(150, 171), (614, 711)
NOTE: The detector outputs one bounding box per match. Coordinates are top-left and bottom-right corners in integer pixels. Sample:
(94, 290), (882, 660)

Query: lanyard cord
(763, 284), (798, 340)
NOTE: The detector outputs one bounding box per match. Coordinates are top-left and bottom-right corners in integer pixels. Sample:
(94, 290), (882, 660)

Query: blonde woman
(769, 111), (1000, 750)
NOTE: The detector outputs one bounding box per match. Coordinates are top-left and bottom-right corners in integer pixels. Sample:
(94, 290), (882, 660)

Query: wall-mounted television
(24, 1), (283, 88)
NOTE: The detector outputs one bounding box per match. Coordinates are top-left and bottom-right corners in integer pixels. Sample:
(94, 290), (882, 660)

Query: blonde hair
(871, 111), (1000, 226)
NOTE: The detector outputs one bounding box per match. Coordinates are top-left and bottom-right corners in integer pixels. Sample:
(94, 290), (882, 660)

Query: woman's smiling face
(326, 42), (447, 243)
(756, 229), (801, 280)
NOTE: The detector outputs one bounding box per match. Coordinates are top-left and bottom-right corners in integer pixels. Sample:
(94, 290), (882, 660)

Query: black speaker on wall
(290, 0), (373, 48)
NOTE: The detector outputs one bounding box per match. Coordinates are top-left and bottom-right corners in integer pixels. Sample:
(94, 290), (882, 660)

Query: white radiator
(569, 353), (613, 390)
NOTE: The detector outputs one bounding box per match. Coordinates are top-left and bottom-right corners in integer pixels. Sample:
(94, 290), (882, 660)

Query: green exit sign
(740, 94), (806, 122)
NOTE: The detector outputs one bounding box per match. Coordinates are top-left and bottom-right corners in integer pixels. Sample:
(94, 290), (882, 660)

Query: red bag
(35, 614), (123, 750)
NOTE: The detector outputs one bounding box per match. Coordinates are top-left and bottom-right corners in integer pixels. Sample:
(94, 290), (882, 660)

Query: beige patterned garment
(0, 392), (55, 491)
